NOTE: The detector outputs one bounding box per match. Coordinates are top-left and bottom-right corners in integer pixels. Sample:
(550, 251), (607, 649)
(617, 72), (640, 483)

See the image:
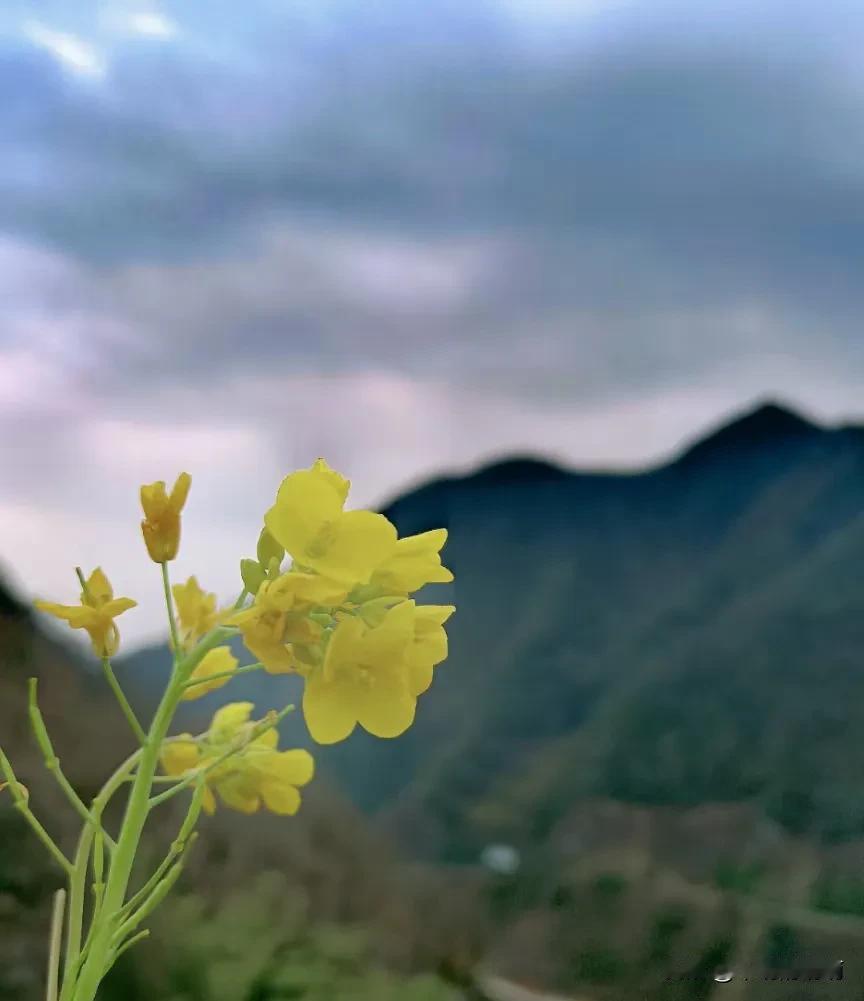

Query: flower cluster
(19, 454), (453, 1001)
(160, 703), (314, 815)
(229, 458), (455, 744)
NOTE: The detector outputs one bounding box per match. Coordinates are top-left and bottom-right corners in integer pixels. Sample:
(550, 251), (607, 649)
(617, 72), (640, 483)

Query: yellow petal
(215, 777), (260, 814)
(286, 573), (350, 607)
(102, 597), (138, 618)
(362, 599), (415, 662)
(413, 627), (448, 668)
(322, 615), (366, 682)
(356, 690), (416, 739)
(140, 481), (168, 520)
(252, 727), (279, 750)
(208, 702), (254, 741)
(169, 472), (192, 513)
(182, 646), (238, 701)
(34, 601), (94, 627)
(320, 510), (397, 583)
(85, 567), (114, 605)
(259, 749), (315, 787)
(202, 785), (217, 815)
(310, 458), (350, 505)
(242, 631), (296, 675)
(416, 604), (456, 627)
(303, 677), (357, 744)
(160, 737), (200, 776)
(260, 780), (302, 815)
(408, 656), (434, 697)
(265, 471), (343, 558)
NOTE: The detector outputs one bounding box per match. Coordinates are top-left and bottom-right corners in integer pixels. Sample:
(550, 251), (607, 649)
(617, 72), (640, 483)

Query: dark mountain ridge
(16, 397), (864, 862)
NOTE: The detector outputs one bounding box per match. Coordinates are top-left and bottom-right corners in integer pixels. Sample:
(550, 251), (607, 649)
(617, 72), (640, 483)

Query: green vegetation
(811, 875), (864, 917)
(101, 875), (456, 1001)
(763, 922), (801, 969)
(714, 860), (764, 894)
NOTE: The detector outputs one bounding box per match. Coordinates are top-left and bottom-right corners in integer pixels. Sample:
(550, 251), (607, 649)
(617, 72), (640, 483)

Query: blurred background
(3, 0), (864, 998)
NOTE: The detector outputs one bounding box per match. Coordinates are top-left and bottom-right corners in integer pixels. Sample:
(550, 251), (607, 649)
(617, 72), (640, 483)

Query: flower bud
(140, 473), (191, 562)
(256, 528), (284, 570)
(240, 559), (266, 596)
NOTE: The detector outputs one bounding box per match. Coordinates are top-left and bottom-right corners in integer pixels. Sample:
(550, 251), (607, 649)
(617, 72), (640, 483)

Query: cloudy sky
(2, 0), (864, 650)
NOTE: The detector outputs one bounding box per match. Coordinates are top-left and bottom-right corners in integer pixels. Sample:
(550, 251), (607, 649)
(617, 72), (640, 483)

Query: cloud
(2, 0), (864, 646)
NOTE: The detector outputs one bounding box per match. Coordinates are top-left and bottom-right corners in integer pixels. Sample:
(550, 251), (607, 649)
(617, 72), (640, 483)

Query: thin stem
(58, 752), (143, 1001)
(0, 748), (71, 874)
(147, 705), (295, 809)
(70, 623), (226, 1001)
(100, 659), (147, 747)
(182, 662), (264, 691)
(119, 785), (203, 920)
(64, 827), (93, 982)
(28, 679), (117, 848)
(233, 588), (249, 609)
(109, 929), (150, 967)
(161, 562), (182, 659)
(47, 889), (66, 1001)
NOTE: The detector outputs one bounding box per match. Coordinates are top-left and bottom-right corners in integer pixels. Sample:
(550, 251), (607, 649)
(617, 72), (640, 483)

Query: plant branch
(0, 748), (71, 874)
(28, 679), (116, 849)
(46, 889), (66, 1001)
(182, 662), (264, 691)
(100, 659), (147, 747)
(160, 562), (182, 659)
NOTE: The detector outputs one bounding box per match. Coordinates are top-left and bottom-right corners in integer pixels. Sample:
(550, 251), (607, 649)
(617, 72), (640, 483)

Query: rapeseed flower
(140, 472), (191, 562)
(406, 604), (456, 696)
(264, 459), (397, 584)
(172, 576), (224, 650)
(34, 567), (136, 657)
(370, 529), (453, 594)
(302, 600), (417, 744)
(227, 572), (347, 674)
(160, 703), (314, 815)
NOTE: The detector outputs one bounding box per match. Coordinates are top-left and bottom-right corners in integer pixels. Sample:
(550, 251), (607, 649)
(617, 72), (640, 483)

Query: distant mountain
(117, 400), (864, 860)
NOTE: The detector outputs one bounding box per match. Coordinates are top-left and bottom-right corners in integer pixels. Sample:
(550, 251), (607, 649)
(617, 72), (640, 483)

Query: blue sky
(2, 0), (864, 648)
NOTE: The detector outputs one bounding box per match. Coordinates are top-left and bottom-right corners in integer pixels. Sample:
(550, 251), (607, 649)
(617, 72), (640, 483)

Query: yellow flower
(140, 472), (192, 562)
(181, 646), (238, 701)
(407, 604), (456, 697)
(302, 600), (416, 744)
(264, 459), (397, 584)
(34, 568), (136, 657)
(227, 572), (347, 675)
(370, 529), (453, 595)
(160, 703), (315, 816)
(172, 576), (228, 650)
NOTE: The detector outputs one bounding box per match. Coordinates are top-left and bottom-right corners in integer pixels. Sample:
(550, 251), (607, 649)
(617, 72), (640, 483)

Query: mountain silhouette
(108, 399), (864, 856)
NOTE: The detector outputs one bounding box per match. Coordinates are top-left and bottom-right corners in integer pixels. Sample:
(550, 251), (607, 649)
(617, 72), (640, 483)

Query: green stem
(0, 748), (71, 874)
(69, 626), (231, 1001)
(59, 751), (142, 1001)
(114, 785), (204, 944)
(28, 679), (117, 849)
(182, 662), (264, 691)
(108, 929), (150, 967)
(161, 562), (182, 659)
(64, 828), (93, 982)
(100, 659), (147, 747)
(47, 889), (66, 1001)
